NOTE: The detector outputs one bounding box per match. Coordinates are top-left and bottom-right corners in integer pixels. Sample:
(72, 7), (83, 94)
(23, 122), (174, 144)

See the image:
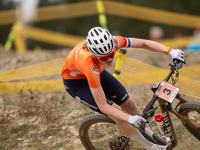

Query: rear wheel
(179, 102), (200, 140)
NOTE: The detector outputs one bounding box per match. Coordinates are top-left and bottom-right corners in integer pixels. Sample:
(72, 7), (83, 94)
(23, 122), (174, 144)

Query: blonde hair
(82, 40), (87, 49)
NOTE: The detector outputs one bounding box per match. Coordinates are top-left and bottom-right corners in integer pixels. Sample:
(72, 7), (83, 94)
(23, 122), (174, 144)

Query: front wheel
(79, 114), (157, 150)
(179, 102), (200, 140)
(79, 114), (132, 150)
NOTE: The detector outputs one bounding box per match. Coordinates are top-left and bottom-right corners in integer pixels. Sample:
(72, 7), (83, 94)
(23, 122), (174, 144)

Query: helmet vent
(104, 35), (107, 40)
(99, 48), (103, 53)
(94, 40), (98, 44)
(104, 46), (107, 52)
(100, 39), (103, 43)
(91, 32), (94, 36)
(108, 44), (110, 50)
(88, 39), (92, 45)
(106, 30), (110, 36)
(94, 29), (99, 36)
(111, 40), (114, 48)
(98, 28), (102, 32)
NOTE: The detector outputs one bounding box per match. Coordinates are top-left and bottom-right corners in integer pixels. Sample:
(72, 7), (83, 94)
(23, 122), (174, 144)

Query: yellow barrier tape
(0, 50), (200, 83)
(0, 54), (200, 101)
(0, 79), (64, 93)
(35, 1), (97, 22)
(0, 57), (66, 82)
(157, 36), (193, 48)
(119, 57), (200, 99)
(179, 65), (200, 79)
(0, 1), (200, 29)
(0, 9), (16, 25)
(21, 25), (196, 49)
(23, 26), (85, 47)
(9, 24), (193, 49)
(104, 1), (200, 29)
(0, 1), (97, 25)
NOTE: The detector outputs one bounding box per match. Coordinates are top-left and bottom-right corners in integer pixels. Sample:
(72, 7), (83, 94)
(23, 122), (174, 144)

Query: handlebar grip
(173, 59), (181, 64)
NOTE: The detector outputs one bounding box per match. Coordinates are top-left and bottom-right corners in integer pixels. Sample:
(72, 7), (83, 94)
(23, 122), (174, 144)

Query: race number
(155, 81), (180, 103)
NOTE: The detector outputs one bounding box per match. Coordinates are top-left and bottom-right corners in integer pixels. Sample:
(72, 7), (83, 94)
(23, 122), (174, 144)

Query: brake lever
(175, 65), (179, 77)
(175, 60), (186, 77)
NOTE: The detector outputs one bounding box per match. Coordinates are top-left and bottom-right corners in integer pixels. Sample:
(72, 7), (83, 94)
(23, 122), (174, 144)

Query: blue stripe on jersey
(125, 37), (131, 47)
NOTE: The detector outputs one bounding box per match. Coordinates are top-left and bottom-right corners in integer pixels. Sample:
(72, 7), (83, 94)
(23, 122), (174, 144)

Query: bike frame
(140, 60), (200, 149)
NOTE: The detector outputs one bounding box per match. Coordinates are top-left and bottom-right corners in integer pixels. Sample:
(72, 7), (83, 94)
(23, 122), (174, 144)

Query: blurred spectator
(174, 30), (185, 39)
(194, 28), (200, 37)
(186, 28), (200, 51)
(173, 30), (186, 49)
(149, 26), (164, 41)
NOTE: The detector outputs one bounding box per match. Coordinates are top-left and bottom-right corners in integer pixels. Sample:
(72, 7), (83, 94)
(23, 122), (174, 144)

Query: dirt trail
(0, 45), (200, 149)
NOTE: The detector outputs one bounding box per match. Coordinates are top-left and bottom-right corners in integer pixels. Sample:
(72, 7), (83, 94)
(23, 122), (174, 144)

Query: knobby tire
(79, 114), (156, 150)
(179, 101), (200, 140)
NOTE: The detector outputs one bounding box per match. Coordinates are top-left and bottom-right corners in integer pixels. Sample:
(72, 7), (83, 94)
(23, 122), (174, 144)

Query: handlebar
(141, 60), (186, 119)
(139, 60), (185, 148)
(164, 59), (185, 83)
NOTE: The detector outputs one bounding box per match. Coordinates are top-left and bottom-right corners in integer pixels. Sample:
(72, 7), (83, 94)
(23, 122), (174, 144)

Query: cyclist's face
(98, 56), (114, 66)
(96, 51), (115, 66)
(97, 51), (115, 66)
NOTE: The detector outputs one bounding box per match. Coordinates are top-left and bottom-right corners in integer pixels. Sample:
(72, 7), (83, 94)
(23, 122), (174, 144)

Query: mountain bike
(79, 60), (200, 150)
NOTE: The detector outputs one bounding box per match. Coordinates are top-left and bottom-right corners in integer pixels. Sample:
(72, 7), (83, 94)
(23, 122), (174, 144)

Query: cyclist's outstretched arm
(128, 38), (168, 53)
(128, 38), (185, 62)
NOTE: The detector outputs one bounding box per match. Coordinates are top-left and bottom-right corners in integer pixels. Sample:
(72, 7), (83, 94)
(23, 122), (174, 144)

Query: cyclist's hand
(169, 49), (185, 62)
(128, 115), (147, 127)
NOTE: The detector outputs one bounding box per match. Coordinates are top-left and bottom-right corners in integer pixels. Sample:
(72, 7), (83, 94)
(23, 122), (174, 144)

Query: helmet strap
(92, 56), (97, 60)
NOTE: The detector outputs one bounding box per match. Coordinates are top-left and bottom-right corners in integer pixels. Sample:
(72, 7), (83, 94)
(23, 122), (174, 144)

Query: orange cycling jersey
(61, 36), (131, 88)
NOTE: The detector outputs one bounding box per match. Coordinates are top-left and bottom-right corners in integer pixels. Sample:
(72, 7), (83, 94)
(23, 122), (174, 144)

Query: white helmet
(86, 27), (115, 56)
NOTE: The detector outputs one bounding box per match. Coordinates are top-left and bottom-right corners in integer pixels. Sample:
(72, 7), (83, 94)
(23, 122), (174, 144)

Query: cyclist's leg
(63, 78), (137, 137)
(99, 71), (157, 149)
(63, 77), (160, 150)
(120, 98), (142, 116)
(63, 78), (104, 113)
(100, 70), (141, 115)
(63, 78), (131, 115)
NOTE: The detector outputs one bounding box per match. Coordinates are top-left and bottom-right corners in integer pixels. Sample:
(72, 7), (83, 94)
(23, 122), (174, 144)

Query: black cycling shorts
(63, 70), (129, 114)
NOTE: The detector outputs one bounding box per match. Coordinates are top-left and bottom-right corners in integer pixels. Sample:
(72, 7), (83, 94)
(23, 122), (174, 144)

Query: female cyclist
(61, 27), (185, 150)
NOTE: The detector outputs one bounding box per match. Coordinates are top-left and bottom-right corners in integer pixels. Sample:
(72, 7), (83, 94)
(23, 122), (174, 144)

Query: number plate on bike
(155, 81), (180, 103)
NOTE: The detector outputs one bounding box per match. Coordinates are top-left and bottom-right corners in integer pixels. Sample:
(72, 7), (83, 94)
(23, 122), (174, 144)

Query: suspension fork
(157, 93), (189, 148)
(158, 98), (178, 149)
